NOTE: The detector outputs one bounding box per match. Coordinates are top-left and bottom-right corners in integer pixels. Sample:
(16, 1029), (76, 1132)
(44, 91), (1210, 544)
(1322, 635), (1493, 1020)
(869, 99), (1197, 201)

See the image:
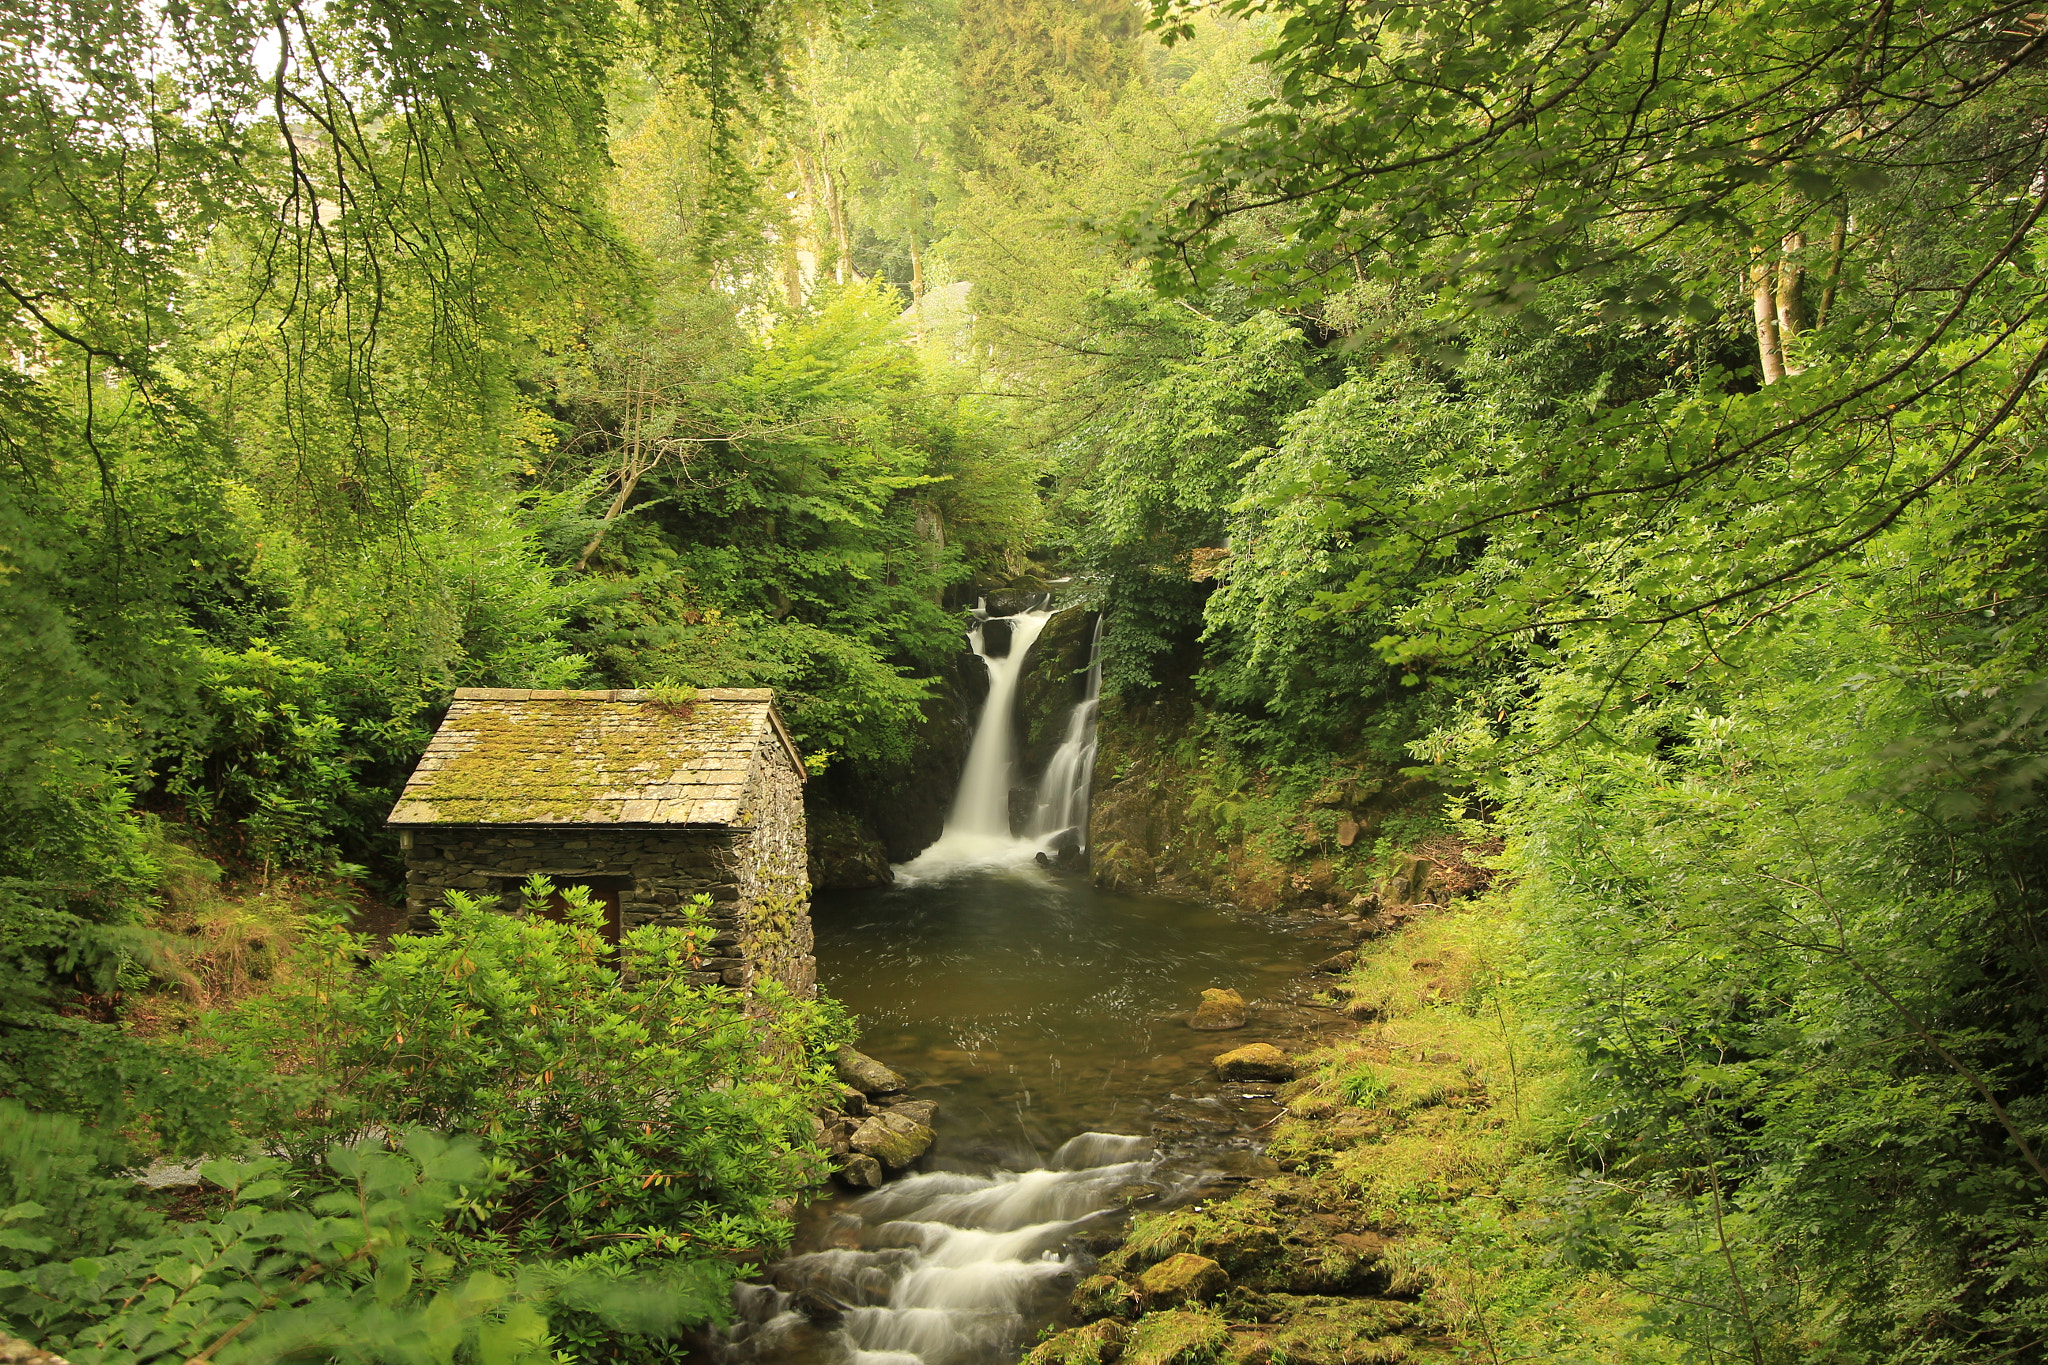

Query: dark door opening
(535, 879), (626, 946)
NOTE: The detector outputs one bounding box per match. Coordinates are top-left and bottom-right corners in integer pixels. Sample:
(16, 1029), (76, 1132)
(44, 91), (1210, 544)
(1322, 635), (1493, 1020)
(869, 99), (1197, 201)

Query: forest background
(3, 0), (2047, 1360)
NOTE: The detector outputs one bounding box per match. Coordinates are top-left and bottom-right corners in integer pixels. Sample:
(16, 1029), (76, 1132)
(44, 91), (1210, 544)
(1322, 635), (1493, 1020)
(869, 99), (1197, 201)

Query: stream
(722, 600), (1353, 1365)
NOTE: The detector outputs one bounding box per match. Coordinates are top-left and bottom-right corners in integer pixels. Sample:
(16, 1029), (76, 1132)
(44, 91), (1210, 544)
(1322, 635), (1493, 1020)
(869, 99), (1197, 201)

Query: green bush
(213, 882), (844, 1293)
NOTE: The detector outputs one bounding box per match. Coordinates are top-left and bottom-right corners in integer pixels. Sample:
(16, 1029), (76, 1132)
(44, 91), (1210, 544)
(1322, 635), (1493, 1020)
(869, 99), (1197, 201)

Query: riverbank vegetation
(6, 0), (2048, 1357)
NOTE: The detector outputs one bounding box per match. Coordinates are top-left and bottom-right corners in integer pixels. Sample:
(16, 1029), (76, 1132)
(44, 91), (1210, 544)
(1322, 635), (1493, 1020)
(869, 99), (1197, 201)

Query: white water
(1025, 615), (1104, 853)
(724, 1135), (1162, 1365)
(897, 605), (1055, 880)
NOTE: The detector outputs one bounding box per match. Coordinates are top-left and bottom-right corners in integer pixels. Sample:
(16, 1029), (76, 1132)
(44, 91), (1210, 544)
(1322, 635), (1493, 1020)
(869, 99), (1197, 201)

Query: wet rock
(1108, 1181), (1166, 1208)
(875, 1097), (938, 1127)
(822, 1117), (858, 1157)
(1137, 1253), (1230, 1305)
(789, 1287), (846, 1328)
(1189, 987), (1248, 1030)
(850, 1109), (934, 1169)
(1314, 951), (1356, 974)
(1213, 1043), (1297, 1082)
(835, 1045), (908, 1096)
(837, 1154), (884, 1188)
(1016, 605), (1097, 782)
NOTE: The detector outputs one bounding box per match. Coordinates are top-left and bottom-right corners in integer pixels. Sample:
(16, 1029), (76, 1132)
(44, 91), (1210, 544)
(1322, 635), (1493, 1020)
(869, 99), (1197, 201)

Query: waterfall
(1026, 615), (1104, 853)
(723, 1135), (1161, 1365)
(945, 605), (1053, 839)
(896, 604), (1053, 876)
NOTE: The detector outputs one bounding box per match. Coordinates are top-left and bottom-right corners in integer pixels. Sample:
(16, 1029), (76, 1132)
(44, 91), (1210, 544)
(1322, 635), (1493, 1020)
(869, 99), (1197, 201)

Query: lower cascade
(724, 1135), (1160, 1365)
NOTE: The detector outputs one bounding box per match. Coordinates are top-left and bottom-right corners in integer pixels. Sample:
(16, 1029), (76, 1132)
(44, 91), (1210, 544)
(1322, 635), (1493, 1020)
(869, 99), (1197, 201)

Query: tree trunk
(578, 369), (656, 571)
(1816, 211), (1848, 329)
(1750, 249), (1787, 385)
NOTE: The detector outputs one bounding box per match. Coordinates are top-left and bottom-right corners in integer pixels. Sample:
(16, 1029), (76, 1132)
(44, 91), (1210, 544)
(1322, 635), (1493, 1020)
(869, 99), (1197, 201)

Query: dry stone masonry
(387, 687), (814, 995)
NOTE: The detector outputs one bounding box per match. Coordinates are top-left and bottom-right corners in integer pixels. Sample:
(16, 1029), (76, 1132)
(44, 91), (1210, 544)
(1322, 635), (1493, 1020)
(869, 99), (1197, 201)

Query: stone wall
(728, 736), (815, 995)
(399, 746), (815, 997)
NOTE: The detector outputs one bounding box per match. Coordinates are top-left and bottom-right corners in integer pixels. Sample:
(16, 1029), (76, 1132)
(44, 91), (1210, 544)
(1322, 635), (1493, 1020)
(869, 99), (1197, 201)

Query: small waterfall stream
(1026, 615), (1104, 854)
(725, 1134), (1163, 1365)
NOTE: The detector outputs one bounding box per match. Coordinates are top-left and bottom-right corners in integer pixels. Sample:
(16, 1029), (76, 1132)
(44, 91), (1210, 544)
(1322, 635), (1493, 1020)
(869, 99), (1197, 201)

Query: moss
(1026, 1319), (1128, 1365)
(1266, 1301), (1423, 1365)
(1121, 1309), (1231, 1365)
(1073, 1273), (1140, 1321)
(397, 697), (772, 824)
(1138, 1254), (1230, 1306)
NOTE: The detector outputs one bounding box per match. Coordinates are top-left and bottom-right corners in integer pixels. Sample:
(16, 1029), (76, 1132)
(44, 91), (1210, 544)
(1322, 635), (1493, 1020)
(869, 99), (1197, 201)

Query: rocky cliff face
(804, 646), (988, 888)
(1087, 699), (1452, 912)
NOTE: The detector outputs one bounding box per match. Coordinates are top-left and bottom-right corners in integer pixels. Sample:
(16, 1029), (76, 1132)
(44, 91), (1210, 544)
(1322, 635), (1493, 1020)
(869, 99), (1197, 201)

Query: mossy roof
(387, 688), (803, 828)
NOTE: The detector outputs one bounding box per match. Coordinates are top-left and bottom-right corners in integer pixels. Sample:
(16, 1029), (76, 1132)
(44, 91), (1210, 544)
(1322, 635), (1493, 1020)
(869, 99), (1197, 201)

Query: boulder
(835, 1083), (870, 1117)
(876, 1097), (938, 1127)
(850, 1110), (935, 1169)
(835, 1045), (908, 1096)
(1137, 1253), (1230, 1305)
(1189, 987), (1248, 1031)
(1314, 951), (1356, 974)
(1070, 1273), (1137, 1321)
(1213, 1043), (1297, 1082)
(838, 1154), (884, 1188)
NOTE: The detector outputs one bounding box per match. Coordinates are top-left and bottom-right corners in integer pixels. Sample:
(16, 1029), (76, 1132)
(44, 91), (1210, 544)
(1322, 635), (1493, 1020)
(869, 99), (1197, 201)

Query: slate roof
(387, 688), (803, 828)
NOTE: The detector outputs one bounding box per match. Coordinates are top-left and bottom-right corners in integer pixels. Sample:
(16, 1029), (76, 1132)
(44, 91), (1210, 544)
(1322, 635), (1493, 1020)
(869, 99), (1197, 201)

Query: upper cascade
(897, 600), (1104, 880)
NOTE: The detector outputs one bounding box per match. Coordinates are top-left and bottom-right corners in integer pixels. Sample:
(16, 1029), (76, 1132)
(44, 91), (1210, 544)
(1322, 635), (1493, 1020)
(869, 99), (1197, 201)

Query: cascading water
(897, 603), (1054, 876)
(947, 606), (1054, 840)
(725, 1135), (1164, 1365)
(1026, 615), (1105, 854)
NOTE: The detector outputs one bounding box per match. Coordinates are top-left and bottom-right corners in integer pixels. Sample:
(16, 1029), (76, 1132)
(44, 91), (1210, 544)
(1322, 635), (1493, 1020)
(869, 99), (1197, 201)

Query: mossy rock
(1122, 1309), (1232, 1365)
(1189, 988), (1248, 1030)
(1112, 1202), (1282, 1282)
(1212, 1043), (1296, 1082)
(1073, 1273), (1140, 1321)
(1138, 1253), (1230, 1305)
(835, 1045), (908, 1096)
(1026, 1319), (1129, 1365)
(849, 1110), (933, 1169)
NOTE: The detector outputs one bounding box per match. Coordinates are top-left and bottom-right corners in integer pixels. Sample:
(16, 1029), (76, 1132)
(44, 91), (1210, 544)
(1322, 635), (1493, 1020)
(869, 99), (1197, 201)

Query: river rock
(850, 1109), (935, 1169)
(1189, 987), (1248, 1030)
(835, 1045), (908, 1096)
(837, 1154), (884, 1189)
(1213, 1043), (1297, 1082)
(875, 1097), (938, 1127)
(1137, 1252), (1230, 1305)
(789, 1287), (846, 1328)
(835, 1083), (869, 1117)
(1314, 951), (1356, 974)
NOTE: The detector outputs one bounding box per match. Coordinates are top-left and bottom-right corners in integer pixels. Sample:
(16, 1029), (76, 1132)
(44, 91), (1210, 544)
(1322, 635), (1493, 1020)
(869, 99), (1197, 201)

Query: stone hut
(386, 687), (813, 995)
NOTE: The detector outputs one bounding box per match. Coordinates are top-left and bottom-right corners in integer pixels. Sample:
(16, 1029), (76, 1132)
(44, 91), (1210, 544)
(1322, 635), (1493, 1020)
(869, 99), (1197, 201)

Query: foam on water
(723, 1134), (1157, 1365)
